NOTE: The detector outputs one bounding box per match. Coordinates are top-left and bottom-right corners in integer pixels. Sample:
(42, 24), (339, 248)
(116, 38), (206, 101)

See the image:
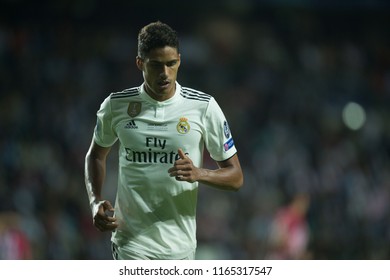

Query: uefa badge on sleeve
(223, 120), (231, 138)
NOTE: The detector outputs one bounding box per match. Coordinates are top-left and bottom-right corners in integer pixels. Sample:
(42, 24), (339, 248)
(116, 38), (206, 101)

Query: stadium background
(0, 0), (389, 259)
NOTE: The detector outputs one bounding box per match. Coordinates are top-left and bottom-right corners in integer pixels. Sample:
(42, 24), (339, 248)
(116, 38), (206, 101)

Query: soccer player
(84, 21), (243, 260)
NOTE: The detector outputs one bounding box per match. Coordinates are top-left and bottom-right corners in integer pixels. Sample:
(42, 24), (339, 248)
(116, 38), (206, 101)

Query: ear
(177, 54), (181, 68)
(136, 56), (143, 71)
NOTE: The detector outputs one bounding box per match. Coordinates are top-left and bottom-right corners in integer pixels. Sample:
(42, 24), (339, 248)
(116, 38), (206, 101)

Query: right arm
(84, 139), (118, 232)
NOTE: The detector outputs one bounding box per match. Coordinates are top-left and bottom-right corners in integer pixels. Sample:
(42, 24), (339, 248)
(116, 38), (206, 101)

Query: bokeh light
(342, 102), (366, 130)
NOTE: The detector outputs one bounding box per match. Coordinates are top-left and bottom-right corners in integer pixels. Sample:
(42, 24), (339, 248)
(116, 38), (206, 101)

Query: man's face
(137, 46), (181, 101)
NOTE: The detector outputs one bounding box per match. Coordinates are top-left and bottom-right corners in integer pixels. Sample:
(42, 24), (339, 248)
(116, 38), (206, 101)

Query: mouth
(158, 80), (171, 89)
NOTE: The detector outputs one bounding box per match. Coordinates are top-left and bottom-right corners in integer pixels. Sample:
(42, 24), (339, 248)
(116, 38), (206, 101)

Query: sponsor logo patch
(223, 138), (234, 151)
(125, 120), (138, 129)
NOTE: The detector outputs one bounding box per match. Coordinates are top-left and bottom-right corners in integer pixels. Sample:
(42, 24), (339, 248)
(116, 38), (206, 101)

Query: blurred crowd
(1, 1), (390, 259)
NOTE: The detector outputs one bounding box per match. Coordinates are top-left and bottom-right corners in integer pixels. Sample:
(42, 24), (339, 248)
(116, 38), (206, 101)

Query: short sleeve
(204, 97), (237, 162)
(93, 96), (118, 147)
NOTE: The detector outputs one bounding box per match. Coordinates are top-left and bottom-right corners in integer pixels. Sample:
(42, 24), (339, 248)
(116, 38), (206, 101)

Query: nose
(160, 65), (169, 78)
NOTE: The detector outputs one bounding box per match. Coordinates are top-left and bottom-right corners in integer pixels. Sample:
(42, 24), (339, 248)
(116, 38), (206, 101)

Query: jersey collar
(140, 82), (181, 105)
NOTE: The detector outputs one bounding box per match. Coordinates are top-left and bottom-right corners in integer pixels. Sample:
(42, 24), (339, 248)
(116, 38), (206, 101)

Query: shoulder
(109, 87), (140, 100)
(180, 86), (212, 103)
(98, 87), (141, 112)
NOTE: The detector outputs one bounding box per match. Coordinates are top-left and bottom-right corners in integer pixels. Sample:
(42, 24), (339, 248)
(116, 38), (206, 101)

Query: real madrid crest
(127, 102), (141, 117)
(177, 117), (190, 134)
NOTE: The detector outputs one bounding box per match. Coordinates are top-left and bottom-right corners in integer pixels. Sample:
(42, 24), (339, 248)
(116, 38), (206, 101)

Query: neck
(144, 83), (176, 102)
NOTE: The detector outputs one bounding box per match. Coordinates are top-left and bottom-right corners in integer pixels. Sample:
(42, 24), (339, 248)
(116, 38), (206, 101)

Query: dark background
(1, 0), (390, 259)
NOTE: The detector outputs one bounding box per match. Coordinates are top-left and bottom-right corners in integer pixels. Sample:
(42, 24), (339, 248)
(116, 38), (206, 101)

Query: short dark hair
(137, 21), (179, 59)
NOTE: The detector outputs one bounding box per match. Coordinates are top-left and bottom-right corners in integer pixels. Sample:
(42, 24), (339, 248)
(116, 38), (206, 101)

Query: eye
(167, 61), (177, 67)
(149, 62), (161, 67)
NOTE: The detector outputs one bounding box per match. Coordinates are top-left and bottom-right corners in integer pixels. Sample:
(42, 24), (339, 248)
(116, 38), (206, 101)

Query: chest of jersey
(114, 100), (204, 165)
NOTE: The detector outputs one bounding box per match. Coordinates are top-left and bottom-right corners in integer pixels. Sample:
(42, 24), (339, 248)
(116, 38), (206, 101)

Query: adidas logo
(125, 120), (138, 129)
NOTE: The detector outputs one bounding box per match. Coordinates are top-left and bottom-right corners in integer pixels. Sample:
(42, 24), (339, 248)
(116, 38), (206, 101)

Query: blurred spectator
(0, 212), (32, 259)
(265, 193), (311, 260)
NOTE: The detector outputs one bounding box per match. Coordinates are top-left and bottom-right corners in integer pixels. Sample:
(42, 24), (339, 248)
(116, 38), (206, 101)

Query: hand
(168, 148), (200, 183)
(91, 200), (118, 232)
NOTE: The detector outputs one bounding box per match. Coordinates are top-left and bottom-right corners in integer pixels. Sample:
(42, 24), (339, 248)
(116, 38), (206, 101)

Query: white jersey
(94, 82), (237, 259)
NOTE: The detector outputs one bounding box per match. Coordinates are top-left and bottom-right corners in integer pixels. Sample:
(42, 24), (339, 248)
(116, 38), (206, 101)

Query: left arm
(168, 148), (243, 191)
